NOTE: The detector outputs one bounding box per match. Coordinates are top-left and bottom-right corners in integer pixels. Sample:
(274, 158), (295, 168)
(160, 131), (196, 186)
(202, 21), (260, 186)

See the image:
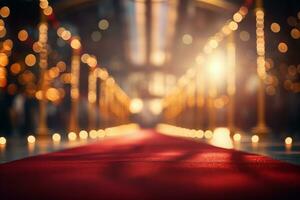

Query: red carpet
(1, 129), (300, 200)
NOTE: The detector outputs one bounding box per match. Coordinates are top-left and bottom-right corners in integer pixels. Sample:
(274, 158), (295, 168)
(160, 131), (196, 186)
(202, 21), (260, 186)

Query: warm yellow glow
(197, 130), (204, 139)
(0, 53), (8, 67)
(207, 52), (225, 81)
(46, 88), (60, 102)
(97, 129), (106, 138)
(233, 13), (243, 23)
(204, 130), (213, 139)
(251, 135), (259, 143)
(0, 137), (6, 145)
(68, 132), (77, 141)
(52, 133), (61, 142)
(233, 133), (241, 142)
(25, 54), (36, 67)
(270, 23), (280, 33)
(70, 38), (81, 50)
(149, 99), (162, 115)
(27, 135), (36, 144)
(18, 29), (28, 41)
(87, 56), (97, 68)
(43, 6), (53, 16)
(10, 63), (22, 75)
(3, 39), (13, 51)
(285, 137), (292, 145)
(61, 30), (71, 41)
(278, 42), (288, 53)
(290, 28), (300, 39)
(0, 6), (10, 18)
(182, 34), (193, 45)
(98, 19), (109, 30)
(79, 130), (88, 140)
(130, 98), (144, 114)
(211, 127), (233, 149)
(150, 51), (166, 66)
(89, 130), (98, 139)
(228, 21), (238, 31)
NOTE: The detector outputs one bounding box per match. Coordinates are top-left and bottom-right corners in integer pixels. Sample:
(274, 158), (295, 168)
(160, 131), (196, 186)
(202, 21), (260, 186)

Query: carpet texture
(1, 129), (300, 200)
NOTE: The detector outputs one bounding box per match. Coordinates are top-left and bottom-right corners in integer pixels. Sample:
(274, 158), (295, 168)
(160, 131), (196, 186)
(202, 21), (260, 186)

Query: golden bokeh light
(228, 21), (238, 31)
(70, 38), (81, 49)
(0, 6), (10, 18)
(3, 39), (13, 51)
(43, 6), (53, 16)
(18, 29), (29, 41)
(0, 136), (6, 145)
(290, 28), (300, 39)
(25, 54), (37, 66)
(79, 130), (88, 140)
(89, 130), (98, 139)
(10, 63), (22, 75)
(0, 27), (6, 38)
(27, 135), (36, 144)
(233, 133), (241, 142)
(68, 132), (77, 141)
(129, 98), (144, 114)
(52, 133), (61, 142)
(285, 137), (292, 145)
(97, 129), (106, 138)
(0, 53), (8, 67)
(233, 13), (243, 23)
(204, 130), (213, 139)
(46, 88), (60, 102)
(182, 34), (193, 45)
(251, 135), (259, 143)
(270, 22), (280, 33)
(278, 42), (288, 53)
(98, 19), (109, 30)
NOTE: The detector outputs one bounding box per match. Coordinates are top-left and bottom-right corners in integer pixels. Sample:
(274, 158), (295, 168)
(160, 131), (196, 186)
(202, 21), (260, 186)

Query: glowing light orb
(27, 135), (36, 144)
(68, 132), (77, 141)
(285, 137), (292, 145)
(0, 137), (6, 145)
(52, 133), (61, 142)
(251, 135), (259, 143)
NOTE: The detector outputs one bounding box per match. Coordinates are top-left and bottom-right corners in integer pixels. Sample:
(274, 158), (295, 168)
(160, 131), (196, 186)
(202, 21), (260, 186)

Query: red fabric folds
(1, 129), (300, 200)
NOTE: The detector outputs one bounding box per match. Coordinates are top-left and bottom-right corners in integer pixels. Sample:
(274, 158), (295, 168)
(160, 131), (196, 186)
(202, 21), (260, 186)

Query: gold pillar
(252, 0), (269, 134)
(37, 12), (48, 137)
(69, 45), (81, 132)
(227, 33), (236, 133)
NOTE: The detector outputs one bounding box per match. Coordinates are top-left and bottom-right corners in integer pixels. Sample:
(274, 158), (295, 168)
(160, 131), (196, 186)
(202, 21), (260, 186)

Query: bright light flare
(89, 130), (98, 139)
(204, 130), (213, 139)
(130, 98), (144, 114)
(68, 132), (77, 141)
(52, 133), (61, 142)
(251, 135), (259, 143)
(285, 137), (292, 145)
(27, 135), (36, 144)
(207, 52), (225, 82)
(79, 130), (88, 140)
(210, 128), (233, 149)
(233, 133), (241, 142)
(0, 137), (6, 145)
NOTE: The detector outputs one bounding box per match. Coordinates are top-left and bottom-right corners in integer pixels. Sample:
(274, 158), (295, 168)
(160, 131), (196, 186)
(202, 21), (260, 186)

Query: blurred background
(0, 0), (300, 139)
